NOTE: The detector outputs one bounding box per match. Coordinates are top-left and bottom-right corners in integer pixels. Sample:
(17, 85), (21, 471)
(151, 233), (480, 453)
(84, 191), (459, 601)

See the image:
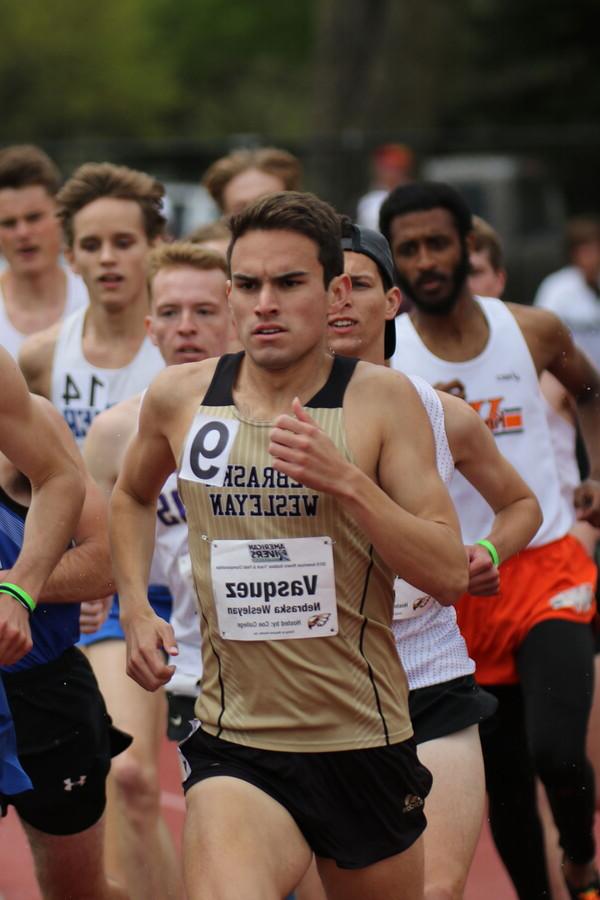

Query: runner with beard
(381, 181), (600, 900)
(327, 219), (540, 899)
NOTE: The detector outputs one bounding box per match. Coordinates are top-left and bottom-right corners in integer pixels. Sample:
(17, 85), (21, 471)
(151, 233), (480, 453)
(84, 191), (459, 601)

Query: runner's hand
(269, 397), (351, 494)
(0, 592), (32, 665)
(466, 544), (500, 596)
(574, 479), (600, 527)
(121, 611), (178, 692)
(79, 596), (112, 634)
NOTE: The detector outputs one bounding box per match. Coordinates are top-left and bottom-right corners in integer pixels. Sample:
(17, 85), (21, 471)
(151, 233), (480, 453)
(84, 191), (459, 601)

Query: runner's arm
(442, 392), (542, 595)
(39, 474), (114, 603)
(18, 328), (56, 398)
(110, 377), (179, 689)
(82, 400), (137, 497)
(0, 352), (84, 663)
(514, 305), (600, 522)
(269, 372), (468, 605)
(442, 393), (542, 563)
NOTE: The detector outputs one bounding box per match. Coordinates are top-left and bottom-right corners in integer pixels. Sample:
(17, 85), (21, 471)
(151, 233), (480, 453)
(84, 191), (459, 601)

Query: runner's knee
(111, 750), (161, 813)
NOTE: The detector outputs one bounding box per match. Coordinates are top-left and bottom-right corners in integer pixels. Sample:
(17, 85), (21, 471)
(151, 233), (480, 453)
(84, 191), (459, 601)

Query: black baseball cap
(340, 223), (397, 358)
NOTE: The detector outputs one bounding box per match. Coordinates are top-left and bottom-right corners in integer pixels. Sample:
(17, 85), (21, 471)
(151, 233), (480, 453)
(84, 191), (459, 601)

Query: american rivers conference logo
(248, 542), (290, 563)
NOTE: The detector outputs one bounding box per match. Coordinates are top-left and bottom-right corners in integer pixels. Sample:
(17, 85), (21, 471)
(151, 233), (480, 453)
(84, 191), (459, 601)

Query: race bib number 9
(179, 414), (239, 486)
(211, 536), (338, 641)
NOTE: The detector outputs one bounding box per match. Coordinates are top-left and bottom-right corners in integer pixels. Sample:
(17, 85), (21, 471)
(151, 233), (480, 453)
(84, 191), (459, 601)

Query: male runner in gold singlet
(110, 191), (468, 900)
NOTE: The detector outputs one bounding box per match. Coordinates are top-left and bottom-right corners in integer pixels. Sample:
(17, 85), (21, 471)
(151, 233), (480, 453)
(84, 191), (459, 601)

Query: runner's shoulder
(143, 357), (220, 419)
(349, 358), (419, 401)
(18, 321), (60, 388)
(506, 301), (567, 340)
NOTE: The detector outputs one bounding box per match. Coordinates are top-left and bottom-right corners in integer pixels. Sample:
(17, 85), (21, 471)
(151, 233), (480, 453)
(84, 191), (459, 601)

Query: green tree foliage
(0, 0), (315, 142)
(0, 0), (180, 140)
(146, 0), (315, 138)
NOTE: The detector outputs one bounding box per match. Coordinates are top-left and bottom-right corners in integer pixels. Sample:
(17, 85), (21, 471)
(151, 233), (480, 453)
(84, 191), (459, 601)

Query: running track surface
(0, 736), (589, 899)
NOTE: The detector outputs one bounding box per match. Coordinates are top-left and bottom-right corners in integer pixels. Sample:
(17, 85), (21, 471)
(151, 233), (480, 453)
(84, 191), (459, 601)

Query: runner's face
(228, 228), (339, 370)
(147, 266), (229, 366)
(468, 249), (506, 298)
(222, 169), (286, 216)
(388, 208), (469, 315)
(328, 251), (399, 364)
(0, 186), (62, 277)
(68, 198), (152, 308)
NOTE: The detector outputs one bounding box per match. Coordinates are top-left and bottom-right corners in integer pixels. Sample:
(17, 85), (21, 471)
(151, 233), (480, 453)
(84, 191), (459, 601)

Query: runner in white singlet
(0, 145), (88, 358)
(330, 220), (540, 899)
(381, 181), (600, 899)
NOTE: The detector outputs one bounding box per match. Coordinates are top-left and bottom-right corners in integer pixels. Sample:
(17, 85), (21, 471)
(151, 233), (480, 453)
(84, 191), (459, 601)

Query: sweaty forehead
(389, 207), (457, 244)
(230, 228), (321, 276)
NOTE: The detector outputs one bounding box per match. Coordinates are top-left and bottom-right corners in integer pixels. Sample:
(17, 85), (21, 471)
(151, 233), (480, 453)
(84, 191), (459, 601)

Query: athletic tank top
(51, 306), (164, 446)
(0, 488), (79, 674)
(393, 375), (474, 689)
(177, 352), (412, 752)
(0, 269), (88, 359)
(392, 298), (572, 547)
(154, 472), (200, 697)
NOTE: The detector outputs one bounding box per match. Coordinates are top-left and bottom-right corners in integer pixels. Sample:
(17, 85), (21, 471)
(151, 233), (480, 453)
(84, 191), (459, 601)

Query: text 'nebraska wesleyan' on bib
(211, 536), (338, 641)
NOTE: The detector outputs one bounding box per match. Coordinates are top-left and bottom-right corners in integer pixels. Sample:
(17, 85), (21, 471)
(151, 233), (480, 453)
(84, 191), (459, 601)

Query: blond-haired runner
(110, 191), (468, 900)
(19, 162), (179, 900)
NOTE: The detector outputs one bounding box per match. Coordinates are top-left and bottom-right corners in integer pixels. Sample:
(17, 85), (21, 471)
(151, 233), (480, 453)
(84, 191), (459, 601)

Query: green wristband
(0, 582), (36, 614)
(476, 539), (500, 567)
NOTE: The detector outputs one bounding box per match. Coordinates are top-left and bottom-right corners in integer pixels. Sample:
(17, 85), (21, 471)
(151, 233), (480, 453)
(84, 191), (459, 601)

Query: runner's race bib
(393, 578), (433, 621)
(211, 536), (338, 641)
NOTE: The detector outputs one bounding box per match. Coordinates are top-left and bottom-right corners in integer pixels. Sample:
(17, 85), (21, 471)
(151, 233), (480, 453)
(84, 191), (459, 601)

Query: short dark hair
(203, 147), (302, 213)
(56, 162), (166, 246)
(566, 216), (600, 256)
(379, 181), (473, 244)
(0, 144), (61, 196)
(228, 191), (343, 287)
(471, 215), (505, 272)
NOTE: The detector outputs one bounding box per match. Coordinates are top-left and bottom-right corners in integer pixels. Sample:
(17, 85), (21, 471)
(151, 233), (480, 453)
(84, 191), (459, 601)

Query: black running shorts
(1, 646), (131, 835)
(179, 726), (432, 868)
(409, 673), (498, 745)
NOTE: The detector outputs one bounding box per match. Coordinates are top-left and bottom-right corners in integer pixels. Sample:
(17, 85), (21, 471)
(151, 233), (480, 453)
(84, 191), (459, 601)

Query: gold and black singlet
(178, 352), (412, 752)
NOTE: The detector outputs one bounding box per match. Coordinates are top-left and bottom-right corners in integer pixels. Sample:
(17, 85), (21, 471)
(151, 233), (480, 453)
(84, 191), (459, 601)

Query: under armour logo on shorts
(63, 775), (87, 791)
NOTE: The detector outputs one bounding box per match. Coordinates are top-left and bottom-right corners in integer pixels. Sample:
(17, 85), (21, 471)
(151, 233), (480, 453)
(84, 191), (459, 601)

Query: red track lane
(0, 737), (596, 899)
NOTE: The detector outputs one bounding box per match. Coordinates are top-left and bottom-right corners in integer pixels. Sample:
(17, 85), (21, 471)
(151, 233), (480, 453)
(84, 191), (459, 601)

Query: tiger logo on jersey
(470, 397), (523, 436)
